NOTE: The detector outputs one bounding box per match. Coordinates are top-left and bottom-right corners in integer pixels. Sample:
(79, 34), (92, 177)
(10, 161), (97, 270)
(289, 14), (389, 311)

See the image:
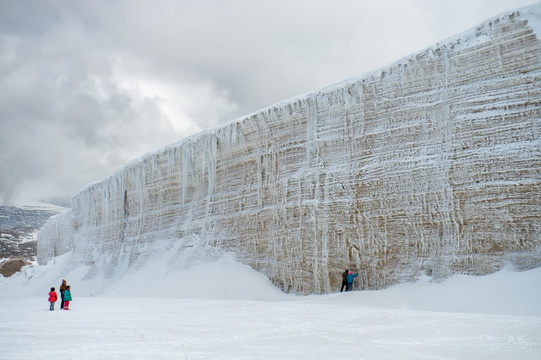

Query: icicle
(306, 96), (319, 164)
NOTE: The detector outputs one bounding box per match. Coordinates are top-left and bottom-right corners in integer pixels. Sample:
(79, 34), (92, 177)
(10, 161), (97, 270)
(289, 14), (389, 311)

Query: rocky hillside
(37, 5), (541, 294)
(1, 204), (65, 276)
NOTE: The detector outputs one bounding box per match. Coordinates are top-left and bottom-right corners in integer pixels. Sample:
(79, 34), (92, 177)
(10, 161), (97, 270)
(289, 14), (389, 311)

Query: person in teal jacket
(63, 285), (72, 310)
(346, 271), (358, 291)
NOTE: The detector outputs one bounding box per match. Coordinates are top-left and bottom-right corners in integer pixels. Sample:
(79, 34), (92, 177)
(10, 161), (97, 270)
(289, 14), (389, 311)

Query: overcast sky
(0, 0), (538, 206)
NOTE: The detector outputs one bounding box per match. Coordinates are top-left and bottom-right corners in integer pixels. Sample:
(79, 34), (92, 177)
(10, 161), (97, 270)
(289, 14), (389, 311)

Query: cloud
(0, 0), (537, 205)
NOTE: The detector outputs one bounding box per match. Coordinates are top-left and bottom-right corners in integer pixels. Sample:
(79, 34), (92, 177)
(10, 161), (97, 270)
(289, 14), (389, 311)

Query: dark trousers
(340, 281), (348, 292)
(60, 293), (65, 310)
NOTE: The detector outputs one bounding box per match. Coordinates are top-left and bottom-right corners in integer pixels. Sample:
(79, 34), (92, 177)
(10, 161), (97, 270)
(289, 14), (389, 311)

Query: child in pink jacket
(48, 287), (58, 311)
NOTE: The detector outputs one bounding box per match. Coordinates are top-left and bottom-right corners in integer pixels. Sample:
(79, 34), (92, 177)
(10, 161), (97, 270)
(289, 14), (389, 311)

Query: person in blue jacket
(346, 271), (358, 291)
(63, 285), (72, 310)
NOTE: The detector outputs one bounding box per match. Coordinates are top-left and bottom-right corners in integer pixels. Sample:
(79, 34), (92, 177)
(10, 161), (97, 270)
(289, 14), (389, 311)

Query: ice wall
(38, 6), (541, 293)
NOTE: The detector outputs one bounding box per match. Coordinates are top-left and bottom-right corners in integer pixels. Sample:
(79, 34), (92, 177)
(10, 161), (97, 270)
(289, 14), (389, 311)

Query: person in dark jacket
(346, 271), (358, 291)
(59, 279), (67, 310)
(340, 269), (349, 292)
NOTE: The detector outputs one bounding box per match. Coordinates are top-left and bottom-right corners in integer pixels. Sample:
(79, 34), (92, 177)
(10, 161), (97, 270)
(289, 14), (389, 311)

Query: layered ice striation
(38, 6), (541, 293)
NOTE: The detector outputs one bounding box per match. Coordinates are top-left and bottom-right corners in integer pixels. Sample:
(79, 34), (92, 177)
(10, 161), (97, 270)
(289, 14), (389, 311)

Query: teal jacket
(63, 289), (72, 301)
(346, 273), (358, 283)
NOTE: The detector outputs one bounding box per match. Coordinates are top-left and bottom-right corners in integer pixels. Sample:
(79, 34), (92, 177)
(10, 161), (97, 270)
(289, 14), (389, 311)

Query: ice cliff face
(38, 6), (541, 293)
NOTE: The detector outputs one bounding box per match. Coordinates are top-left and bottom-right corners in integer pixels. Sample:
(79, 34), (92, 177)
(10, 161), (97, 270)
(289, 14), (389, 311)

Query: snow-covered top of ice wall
(38, 4), (541, 294)
(71, 4), (541, 196)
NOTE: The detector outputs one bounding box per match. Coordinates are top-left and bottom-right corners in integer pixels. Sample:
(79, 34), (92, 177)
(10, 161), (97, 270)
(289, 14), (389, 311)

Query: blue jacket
(346, 273), (358, 283)
(63, 289), (72, 301)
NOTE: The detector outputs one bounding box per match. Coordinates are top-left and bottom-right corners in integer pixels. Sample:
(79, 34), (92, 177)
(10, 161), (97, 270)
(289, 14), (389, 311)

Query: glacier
(37, 5), (541, 294)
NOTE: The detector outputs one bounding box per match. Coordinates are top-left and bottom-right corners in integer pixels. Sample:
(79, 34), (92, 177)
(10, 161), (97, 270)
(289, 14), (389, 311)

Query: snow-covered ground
(1, 252), (540, 359)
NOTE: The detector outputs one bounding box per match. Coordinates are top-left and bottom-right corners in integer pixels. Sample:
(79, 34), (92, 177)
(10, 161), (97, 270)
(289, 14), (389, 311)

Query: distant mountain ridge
(0, 204), (63, 231)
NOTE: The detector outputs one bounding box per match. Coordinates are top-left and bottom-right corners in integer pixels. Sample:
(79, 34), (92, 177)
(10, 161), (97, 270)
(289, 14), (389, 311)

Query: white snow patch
(2, 250), (541, 316)
(0, 250), (290, 301)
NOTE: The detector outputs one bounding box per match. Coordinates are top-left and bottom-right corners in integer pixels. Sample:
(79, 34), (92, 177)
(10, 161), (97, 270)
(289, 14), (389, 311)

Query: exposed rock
(38, 6), (541, 294)
(0, 258), (31, 277)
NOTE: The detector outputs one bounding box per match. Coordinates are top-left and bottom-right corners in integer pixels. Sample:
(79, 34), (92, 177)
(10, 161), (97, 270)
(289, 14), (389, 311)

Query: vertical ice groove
(306, 96), (319, 164)
(182, 143), (192, 204)
(206, 134), (218, 197)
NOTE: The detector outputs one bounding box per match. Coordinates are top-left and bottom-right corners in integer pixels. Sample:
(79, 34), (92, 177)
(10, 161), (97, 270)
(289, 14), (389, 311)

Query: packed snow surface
(0, 252), (540, 359)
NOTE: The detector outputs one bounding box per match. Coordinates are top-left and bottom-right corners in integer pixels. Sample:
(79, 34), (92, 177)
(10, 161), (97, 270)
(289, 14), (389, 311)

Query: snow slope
(0, 255), (540, 359)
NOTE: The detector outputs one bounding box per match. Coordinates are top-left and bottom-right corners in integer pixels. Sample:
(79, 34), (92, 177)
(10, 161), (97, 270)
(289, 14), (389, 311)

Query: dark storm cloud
(0, 0), (61, 35)
(0, 0), (537, 205)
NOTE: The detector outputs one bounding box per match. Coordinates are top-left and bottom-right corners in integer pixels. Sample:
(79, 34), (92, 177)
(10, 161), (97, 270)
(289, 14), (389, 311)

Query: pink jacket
(48, 291), (58, 302)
